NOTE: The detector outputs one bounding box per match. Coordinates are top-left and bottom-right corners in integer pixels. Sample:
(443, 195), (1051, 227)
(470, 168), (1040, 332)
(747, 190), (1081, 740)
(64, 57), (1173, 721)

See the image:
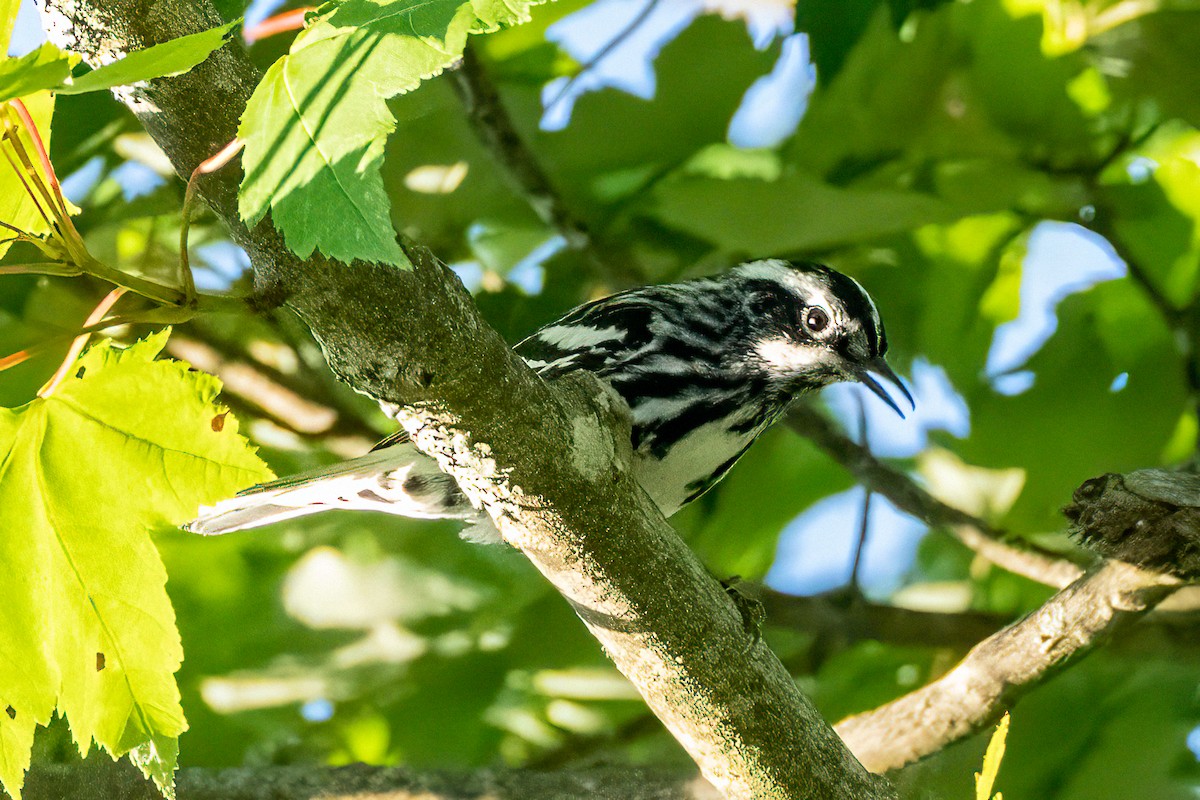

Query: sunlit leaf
(0, 91), (57, 262)
(58, 19), (240, 95)
(238, 0), (549, 266)
(975, 713), (1009, 800)
(0, 0), (20, 54)
(0, 45), (77, 103)
(0, 332), (271, 799)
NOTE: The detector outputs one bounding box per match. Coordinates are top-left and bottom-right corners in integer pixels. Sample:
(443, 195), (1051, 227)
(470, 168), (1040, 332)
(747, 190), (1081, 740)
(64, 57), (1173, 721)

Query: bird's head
(733, 259), (913, 416)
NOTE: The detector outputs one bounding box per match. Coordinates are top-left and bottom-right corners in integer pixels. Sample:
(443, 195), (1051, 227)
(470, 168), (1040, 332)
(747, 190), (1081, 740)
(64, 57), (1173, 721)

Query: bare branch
(787, 404), (1085, 588)
(835, 560), (1181, 772)
(452, 44), (641, 286)
(454, 45), (588, 250)
(759, 587), (1009, 649)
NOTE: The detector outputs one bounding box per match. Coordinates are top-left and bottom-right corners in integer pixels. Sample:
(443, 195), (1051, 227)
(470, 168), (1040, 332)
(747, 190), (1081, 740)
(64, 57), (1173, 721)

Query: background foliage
(1, 0), (1199, 798)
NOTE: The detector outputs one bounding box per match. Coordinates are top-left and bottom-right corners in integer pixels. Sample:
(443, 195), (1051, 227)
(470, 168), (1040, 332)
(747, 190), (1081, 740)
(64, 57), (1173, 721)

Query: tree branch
(453, 45), (589, 252)
(789, 403), (1199, 770)
(23, 760), (721, 800)
(834, 560), (1181, 772)
(39, 2), (894, 797)
(787, 404), (1086, 589)
(759, 588), (1009, 650)
(451, 44), (641, 287)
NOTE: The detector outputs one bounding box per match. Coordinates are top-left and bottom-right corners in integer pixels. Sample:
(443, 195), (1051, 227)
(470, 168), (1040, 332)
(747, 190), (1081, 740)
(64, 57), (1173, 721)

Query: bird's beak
(853, 358), (915, 418)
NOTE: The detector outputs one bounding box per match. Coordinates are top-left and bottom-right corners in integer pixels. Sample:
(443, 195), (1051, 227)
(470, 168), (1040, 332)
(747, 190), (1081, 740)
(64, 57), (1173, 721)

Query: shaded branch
(787, 404), (1086, 589)
(23, 760), (720, 800)
(453, 45), (589, 251)
(452, 44), (640, 286)
(759, 588), (1009, 650)
(834, 560), (1182, 772)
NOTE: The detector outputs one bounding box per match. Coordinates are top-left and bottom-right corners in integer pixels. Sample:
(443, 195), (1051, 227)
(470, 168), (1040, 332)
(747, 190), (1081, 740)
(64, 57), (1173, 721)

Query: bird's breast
(630, 412), (765, 517)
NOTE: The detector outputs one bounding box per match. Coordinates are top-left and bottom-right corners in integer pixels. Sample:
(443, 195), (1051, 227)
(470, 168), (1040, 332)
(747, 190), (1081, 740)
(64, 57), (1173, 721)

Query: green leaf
(795, 0), (955, 85)
(976, 713), (1009, 800)
(650, 168), (966, 255)
(0, 0), (19, 54)
(0, 44), (78, 104)
(0, 331), (272, 800)
(0, 22), (232, 105)
(961, 279), (1188, 532)
(1091, 10), (1200, 130)
(795, 0), (886, 86)
(58, 19), (240, 95)
(787, 2), (1098, 184)
(0, 91), (56, 259)
(238, 0), (549, 266)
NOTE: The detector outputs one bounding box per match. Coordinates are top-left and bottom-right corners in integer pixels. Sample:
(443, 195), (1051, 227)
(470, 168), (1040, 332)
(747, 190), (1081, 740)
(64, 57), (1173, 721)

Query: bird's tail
(185, 442), (476, 536)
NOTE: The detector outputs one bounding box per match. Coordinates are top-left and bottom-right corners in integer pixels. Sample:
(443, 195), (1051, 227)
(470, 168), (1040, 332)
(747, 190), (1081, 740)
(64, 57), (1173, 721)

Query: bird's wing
(515, 291), (658, 379)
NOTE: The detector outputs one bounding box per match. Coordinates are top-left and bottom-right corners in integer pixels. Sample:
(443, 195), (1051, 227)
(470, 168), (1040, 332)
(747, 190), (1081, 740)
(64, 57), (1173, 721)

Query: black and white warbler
(188, 259), (911, 539)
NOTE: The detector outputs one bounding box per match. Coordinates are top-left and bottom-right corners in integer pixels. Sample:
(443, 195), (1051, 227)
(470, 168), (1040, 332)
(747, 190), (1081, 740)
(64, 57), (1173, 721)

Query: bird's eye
(804, 307), (830, 334)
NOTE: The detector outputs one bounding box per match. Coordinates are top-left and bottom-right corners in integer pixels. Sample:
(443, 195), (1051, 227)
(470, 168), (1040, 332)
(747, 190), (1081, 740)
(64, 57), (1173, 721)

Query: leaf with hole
(0, 331), (271, 799)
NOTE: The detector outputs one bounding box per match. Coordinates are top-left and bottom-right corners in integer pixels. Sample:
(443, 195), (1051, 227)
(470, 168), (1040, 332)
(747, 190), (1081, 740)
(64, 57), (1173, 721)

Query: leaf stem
(0, 262), (82, 276)
(180, 136), (244, 305)
(0, 131), (56, 231)
(38, 286), (128, 397)
(242, 7), (314, 44)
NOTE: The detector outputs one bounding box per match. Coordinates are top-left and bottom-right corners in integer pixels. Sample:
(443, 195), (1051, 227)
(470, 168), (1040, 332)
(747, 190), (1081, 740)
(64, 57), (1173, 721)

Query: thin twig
(788, 403), (1086, 589)
(181, 136), (244, 305)
(0, 262), (81, 276)
(242, 7), (314, 44)
(9, 99), (75, 229)
(455, 45), (587, 248)
(543, 0), (663, 116)
(848, 397), (872, 593)
(835, 560), (1181, 772)
(0, 132), (55, 231)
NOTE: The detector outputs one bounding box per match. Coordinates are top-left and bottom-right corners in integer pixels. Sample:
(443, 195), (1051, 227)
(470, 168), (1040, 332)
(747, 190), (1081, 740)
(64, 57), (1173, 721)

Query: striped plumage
(187, 259), (910, 539)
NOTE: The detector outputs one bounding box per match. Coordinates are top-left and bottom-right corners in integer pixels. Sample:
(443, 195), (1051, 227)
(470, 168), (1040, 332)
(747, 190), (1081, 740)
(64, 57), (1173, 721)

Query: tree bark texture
(24, 760), (721, 800)
(36, 2), (894, 797)
(834, 560), (1180, 772)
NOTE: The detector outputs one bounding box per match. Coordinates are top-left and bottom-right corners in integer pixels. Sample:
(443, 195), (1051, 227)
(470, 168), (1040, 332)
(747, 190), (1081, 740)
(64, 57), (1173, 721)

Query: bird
(187, 259), (912, 541)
